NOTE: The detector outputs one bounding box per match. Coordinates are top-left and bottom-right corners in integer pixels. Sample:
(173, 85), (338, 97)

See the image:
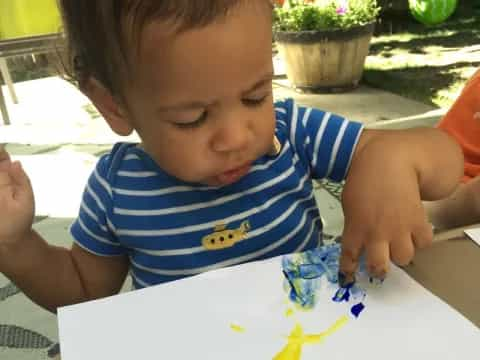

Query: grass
(363, 12), (480, 108)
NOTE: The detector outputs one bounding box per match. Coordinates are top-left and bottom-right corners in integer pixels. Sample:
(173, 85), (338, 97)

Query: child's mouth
(216, 163), (251, 185)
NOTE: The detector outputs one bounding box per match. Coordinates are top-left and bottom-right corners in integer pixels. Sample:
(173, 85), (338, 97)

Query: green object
(409, 0), (458, 26)
(0, 0), (61, 39)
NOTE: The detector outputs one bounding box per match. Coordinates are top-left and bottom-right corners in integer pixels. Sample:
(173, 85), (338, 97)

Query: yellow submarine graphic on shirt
(202, 221), (251, 250)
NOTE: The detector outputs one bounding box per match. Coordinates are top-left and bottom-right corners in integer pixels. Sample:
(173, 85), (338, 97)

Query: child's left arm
(338, 127), (463, 283)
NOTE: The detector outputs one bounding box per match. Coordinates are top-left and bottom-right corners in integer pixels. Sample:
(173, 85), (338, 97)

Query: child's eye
(175, 111), (208, 129)
(242, 94), (269, 107)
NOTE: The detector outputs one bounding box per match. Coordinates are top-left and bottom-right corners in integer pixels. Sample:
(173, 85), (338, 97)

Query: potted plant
(273, 0), (380, 91)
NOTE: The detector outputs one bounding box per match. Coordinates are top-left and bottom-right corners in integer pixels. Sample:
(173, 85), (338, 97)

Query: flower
(273, 0), (380, 32)
(336, 0), (348, 15)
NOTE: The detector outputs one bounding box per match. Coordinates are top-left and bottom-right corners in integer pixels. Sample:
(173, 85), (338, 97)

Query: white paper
(464, 227), (480, 247)
(58, 256), (479, 360)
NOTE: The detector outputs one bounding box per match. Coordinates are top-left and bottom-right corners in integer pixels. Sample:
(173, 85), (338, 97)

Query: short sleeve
(437, 71), (480, 181)
(70, 153), (127, 256)
(275, 98), (364, 182)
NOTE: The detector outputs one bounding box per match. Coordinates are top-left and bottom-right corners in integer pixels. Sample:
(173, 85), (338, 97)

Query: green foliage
(274, 0), (381, 32)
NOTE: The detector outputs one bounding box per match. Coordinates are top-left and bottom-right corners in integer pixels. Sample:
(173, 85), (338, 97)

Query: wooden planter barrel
(275, 23), (375, 92)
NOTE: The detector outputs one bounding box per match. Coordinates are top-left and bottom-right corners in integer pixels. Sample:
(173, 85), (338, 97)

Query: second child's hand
(0, 146), (35, 248)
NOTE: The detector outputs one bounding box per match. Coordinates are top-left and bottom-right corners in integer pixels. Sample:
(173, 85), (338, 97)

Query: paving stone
(54, 144), (113, 157)
(4, 144), (60, 156)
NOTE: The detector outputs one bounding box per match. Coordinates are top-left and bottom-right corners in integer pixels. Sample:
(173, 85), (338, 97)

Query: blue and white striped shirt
(71, 98), (363, 289)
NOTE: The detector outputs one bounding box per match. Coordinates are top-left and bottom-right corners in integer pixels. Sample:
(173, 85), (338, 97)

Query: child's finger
(365, 238), (390, 279)
(9, 162), (33, 202)
(0, 146), (11, 171)
(10, 161), (31, 186)
(389, 236), (415, 266)
(0, 154), (13, 187)
(412, 221), (434, 249)
(0, 171), (11, 187)
(338, 225), (363, 286)
(0, 144), (8, 156)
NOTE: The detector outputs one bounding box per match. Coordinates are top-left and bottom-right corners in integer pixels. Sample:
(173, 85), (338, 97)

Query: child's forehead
(129, 1), (272, 65)
(127, 4), (273, 99)
(117, 0), (273, 97)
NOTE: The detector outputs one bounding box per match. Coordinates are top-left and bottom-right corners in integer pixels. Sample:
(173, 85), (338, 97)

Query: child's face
(123, 2), (275, 186)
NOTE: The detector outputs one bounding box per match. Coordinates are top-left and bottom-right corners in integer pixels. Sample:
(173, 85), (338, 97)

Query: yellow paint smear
(285, 308), (294, 317)
(273, 316), (349, 360)
(230, 324), (246, 333)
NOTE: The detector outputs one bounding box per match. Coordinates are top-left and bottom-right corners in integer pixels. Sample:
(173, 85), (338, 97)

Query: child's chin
(203, 175), (240, 187)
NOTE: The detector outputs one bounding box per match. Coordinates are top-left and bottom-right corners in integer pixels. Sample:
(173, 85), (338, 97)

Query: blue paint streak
(351, 302), (366, 318)
(282, 270), (298, 297)
(282, 270), (316, 308)
(281, 244), (372, 309)
(298, 263), (326, 279)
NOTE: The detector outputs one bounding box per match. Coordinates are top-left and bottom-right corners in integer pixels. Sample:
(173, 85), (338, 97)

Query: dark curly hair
(58, 0), (272, 100)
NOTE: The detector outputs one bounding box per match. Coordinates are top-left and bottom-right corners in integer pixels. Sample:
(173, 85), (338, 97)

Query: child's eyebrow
(156, 101), (209, 112)
(156, 72), (274, 113)
(242, 71), (274, 95)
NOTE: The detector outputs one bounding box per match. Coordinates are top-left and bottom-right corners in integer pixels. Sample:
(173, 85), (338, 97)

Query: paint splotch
(282, 243), (369, 318)
(332, 285), (351, 302)
(351, 303), (365, 318)
(285, 308), (295, 317)
(273, 316), (349, 360)
(230, 324), (245, 333)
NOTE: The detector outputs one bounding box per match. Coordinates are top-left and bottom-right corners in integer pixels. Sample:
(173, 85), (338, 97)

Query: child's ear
(82, 78), (133, 136)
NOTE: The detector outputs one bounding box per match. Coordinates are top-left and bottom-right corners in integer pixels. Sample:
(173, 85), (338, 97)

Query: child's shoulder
(274, 98), (347, 134)
(274, 98), (338, 121)
(95, 142), (144, 179)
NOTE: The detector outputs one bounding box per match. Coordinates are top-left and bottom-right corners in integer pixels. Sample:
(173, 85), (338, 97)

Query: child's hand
(0, 146), (35, 247)
(336, 127), (462, 284)
(338, 160), (433, 283)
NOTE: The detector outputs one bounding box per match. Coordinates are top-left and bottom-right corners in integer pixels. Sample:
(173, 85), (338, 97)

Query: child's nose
(211, 118), (253, 153)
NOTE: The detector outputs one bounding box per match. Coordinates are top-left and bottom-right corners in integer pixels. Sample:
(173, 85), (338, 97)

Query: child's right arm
(0, 148), (129, 313)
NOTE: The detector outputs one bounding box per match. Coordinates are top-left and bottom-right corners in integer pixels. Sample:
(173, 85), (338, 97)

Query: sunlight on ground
(365, 14), (480, 108)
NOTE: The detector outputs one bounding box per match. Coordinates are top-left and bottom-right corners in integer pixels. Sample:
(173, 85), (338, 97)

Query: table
(0, 33), (63, 125)
(406, 229), (480, 327)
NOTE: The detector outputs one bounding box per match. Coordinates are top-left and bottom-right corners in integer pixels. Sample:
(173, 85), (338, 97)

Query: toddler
(0, 0), (462, 312)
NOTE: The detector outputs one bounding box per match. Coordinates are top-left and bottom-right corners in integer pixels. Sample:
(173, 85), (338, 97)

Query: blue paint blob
(351, 302), (366, 318)
(332, 285), (351, 302)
